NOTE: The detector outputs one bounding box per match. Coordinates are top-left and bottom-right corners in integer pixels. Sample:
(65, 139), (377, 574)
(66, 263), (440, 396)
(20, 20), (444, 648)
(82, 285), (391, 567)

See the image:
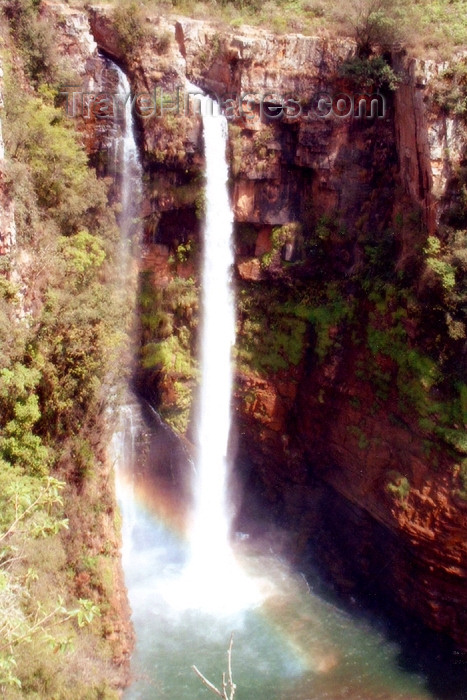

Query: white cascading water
(109, 62), (142, 569)
(110, 68), (257, 613)
(111, 405), (139, 573)
(190, 92), (235, 565)
(178, 87), (259, 612)
(115, 65), (142, 244)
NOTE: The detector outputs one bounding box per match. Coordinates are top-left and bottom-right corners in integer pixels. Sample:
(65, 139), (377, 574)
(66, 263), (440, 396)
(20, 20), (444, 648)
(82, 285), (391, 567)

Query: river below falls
(109, 401), (467, 700)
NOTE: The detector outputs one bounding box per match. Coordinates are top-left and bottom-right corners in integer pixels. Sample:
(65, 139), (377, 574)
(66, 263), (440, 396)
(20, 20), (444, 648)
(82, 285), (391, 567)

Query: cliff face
(88, 9), (467, 652)
(227, 43), (467, 648)
(1, 4), (134, 693)
(0, 63), (16, 257)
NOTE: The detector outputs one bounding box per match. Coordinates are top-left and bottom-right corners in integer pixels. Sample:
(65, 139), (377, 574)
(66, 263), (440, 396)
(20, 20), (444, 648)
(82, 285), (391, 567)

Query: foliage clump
(261, 223), (302, 269)
(2, 0), (58, 86)
(0, 471), (100, 692)
(341, 0), (403, 56)
(386, 471), (410, 506)
(0, 365), (49, 476)
(432, 60), (467, 118)
(339, 55), (401, 91)
(112, 1), (150, 55)
(139, 274), (199, 434)
(453, 460), (467, 500)
(236, 283), (308, 374)
(424, 236), (456, 293)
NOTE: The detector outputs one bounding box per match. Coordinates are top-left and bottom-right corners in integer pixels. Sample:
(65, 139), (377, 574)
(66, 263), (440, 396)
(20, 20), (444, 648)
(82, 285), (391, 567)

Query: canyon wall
(88, 8), (467, 652)
(1, 4), (134, 693)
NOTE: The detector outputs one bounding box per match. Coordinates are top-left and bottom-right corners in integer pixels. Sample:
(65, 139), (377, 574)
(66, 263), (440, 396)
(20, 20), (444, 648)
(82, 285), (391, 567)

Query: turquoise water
(121, 508), (431, 700)
(114, 410), (440, 700)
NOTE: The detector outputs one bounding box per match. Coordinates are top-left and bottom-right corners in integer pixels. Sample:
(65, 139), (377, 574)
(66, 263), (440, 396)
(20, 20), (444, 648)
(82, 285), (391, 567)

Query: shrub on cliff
(339, 55), (401, 91)
(112, 0), (149, 55)
(0, 365), (49, 476)
(433, 59), (467, 118)
(3, 0), (57, 86)
(0, 468), (100, 693)
(337, 0), (404, 56)
(139, 274), (199, 434)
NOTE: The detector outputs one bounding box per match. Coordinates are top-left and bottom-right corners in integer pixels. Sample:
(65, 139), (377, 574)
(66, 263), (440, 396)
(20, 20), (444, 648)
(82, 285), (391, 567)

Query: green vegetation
(228, 124), (278, 178)
(421, 228), (467, 367)
(147, 175), (204, 215)
(348, 425), (370, 450)
(416, 0), (467, 53)
(3, 0), (59, 86)
(305, 290), (355, 362)
(314, 215), (343, 242)
(85, 0), (466, 56)
(111, 0), (174, 58)
(139, 273), (199, 433)
(454, 460), (467, 500)
(236, 220), (354, 376)
(0, 474), (100, 692)
(2, 0), (467, 689)
(236, 283), (308, 374)
(235, 187), (466, 475)
(261, 223), (302, 269)
(0, 13), (130, 693)
(361, 284), (467, 459)
(242, 282), (355, 368)
(433, 59), (467, 118)
(424, 236), (456, 293)
(0, 365), (49, 476)
(149, 113), (192, 165)
(342, 0), (402, 57)
(174, 239), (198, 264)
(338, 55), (401, 91)
(253, 126), (276, 157)
(111, 0), (150, 54)
(386, 471), (411, 506)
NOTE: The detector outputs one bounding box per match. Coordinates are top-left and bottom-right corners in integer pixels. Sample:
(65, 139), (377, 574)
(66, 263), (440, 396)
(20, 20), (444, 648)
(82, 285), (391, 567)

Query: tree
(344, 0), (402, 57)
(112, 1), (149, 55)
(0, 364), (49, 475)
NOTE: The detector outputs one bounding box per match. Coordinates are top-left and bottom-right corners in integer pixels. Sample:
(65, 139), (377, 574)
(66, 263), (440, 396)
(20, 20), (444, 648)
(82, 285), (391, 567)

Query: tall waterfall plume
(108, 60), (142, 565)
(191, 91), (235, 566)
(114, 63), (142, 246)
(181, 87), (258, 612)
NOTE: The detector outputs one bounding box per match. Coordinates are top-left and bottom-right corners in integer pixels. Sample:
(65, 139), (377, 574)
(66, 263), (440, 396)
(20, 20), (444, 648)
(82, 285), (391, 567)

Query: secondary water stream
(108, 63), (461, 700)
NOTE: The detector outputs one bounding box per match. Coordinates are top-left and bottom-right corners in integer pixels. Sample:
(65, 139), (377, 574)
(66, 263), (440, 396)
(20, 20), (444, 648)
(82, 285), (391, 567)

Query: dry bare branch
(191, 665), (224, 698)
(192, 634), (236, 700)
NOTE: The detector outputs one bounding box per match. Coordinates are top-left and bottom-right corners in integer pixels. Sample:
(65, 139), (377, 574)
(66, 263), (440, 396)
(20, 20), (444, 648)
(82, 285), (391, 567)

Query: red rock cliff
(88, 8), (467, 652)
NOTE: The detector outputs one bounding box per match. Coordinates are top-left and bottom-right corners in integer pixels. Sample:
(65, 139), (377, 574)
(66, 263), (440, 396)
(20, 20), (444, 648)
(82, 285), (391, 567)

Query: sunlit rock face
(64, 4), (467, 652)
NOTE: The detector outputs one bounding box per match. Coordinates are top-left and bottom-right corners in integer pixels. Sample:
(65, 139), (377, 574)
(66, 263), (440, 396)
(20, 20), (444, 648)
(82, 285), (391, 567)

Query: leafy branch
(0, 477), (98, 690)
(0, 476), (67, 547)
(0, 597), (99, 655)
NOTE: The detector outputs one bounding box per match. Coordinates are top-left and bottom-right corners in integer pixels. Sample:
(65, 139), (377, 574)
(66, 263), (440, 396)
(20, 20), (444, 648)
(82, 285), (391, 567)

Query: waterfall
(111, 405), (139, 571)
(114, 64), (142, 247)
(108, 60), (142, 569)
(176, 88), (259, 613)
(190, 92), (236, 569)
(104, 67), (437, 700)
(107, 55), (257, 619)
